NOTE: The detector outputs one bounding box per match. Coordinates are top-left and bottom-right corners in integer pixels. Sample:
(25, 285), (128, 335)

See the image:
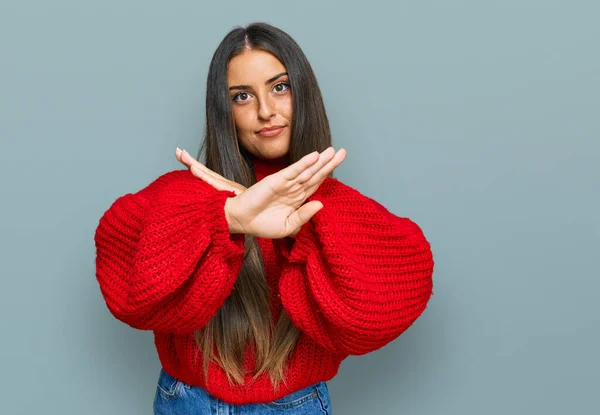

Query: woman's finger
(286, 200), (324, 235)
(295, 147), (337, 184)
(175, 148), (185, 166)
(189, 165), (241, 195)
(278, 150), (321, 181)
(303, 148), (347, 188)
(178, 149), (214, 176)
(176, 148), (197, 171)
(176, 148), (247, 195)
(175, 148), (211, 176)
(282, 147), (344, 186)
(177, 148), (236, 186)
(298, 148), (346, 200)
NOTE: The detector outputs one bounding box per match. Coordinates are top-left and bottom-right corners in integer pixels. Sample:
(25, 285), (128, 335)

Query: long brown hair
(193, 22), (334, 392)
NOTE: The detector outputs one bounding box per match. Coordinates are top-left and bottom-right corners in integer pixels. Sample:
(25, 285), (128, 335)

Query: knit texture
(94, 157), (434, 405)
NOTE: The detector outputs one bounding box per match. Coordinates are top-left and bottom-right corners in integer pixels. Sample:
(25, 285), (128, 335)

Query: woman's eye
(232, 83), (289, 103)
(233, 92), (250, 103)
(273, 82), (290, 93)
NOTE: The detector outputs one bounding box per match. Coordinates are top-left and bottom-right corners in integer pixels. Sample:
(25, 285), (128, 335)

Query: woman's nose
(257, 95), (276, 120)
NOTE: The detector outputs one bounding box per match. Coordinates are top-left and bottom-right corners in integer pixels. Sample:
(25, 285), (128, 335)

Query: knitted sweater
(94, 157), (434, 405)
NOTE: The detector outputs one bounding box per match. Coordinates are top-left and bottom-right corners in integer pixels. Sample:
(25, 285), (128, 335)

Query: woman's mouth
(257, 126), (286, 137)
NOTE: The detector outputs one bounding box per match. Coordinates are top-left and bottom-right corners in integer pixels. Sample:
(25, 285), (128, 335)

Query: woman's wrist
(224, 197), (244, 235)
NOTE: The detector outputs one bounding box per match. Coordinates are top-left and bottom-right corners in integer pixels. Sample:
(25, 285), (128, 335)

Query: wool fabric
(94, 156), (434, 405)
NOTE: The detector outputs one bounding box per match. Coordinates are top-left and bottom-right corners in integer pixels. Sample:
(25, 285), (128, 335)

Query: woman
(94, 22), (434, 414)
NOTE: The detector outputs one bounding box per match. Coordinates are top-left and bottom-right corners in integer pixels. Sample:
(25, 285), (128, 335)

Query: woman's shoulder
(316, 177), (387, 209)
(317, 176), (353, 197)
(149, 169), (193, 186)
(133, 169), (215, 199)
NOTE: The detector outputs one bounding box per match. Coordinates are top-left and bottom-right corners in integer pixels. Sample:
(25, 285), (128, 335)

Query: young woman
(94, 22), (435, 414)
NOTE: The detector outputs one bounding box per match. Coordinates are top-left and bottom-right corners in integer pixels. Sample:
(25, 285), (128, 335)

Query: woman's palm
(228, 148), (347, 238)
(232, 174), (317, 238)
(176, 146), (347, 239)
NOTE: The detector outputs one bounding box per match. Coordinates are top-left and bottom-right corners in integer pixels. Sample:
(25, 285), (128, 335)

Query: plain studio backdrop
(0, 1), (598, 414)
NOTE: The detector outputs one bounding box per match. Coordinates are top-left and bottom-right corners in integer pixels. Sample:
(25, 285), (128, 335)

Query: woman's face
(227, 49), (293, 161)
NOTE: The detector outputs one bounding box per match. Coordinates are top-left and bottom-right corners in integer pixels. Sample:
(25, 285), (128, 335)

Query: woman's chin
(254, 146), (290, 162)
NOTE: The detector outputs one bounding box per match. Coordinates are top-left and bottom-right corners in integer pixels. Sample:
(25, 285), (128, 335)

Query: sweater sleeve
(94, 169), (246, 334)
(273, 178), (434, 356)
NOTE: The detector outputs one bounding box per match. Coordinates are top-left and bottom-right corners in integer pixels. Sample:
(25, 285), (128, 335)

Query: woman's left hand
(175, 148), (247, 196)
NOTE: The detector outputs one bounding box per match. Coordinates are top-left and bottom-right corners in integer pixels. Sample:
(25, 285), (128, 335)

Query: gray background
(1, 1), (598, 414)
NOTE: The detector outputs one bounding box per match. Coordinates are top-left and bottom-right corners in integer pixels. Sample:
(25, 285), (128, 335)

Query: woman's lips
(257, 126), (286, 137)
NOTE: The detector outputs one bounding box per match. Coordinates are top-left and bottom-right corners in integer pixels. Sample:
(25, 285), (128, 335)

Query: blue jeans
(153, 368), (332, 414)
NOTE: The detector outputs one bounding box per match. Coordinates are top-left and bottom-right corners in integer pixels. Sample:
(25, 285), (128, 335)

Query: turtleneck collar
(251, 155), (290, 181)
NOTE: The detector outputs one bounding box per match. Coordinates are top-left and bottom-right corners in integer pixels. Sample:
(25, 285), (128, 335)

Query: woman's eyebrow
(229, 72), (288, 91)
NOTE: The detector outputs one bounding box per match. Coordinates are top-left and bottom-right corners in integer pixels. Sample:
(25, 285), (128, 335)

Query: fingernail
(176, 147), (181, 152)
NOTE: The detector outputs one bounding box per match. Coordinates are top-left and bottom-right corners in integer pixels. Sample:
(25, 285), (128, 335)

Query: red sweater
(94, 157), (434, 405)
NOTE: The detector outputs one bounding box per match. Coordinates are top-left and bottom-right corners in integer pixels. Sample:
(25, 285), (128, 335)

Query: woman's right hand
(226, 147), (347, 239)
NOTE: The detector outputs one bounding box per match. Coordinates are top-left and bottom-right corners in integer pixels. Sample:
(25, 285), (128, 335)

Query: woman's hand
(230, 147), (346, 238)
(175, 146), (347, 239)
(175, 148), (247, 196)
